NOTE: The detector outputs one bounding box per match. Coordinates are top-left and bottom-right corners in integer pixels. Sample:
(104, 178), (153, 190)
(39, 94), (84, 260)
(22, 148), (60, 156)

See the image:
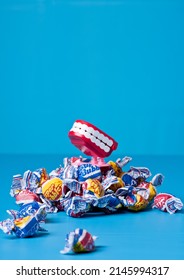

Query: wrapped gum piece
(108, 161), (123, 177)
(152, 193), (183, 214)
(60, 228), (97, 254)
(15, 190), (41, 205)
(10, 174), (23, 197)
(7, 201), (47, 220)
(77, 163), (102, 182)
(108, 177), (124, 192)
(42, 177), (63, 201)
(62, 179), (82, 196)
(108, 156), (132, 177)
(0, 205), (47, 238)
(95, 194), (123, 213)
(137, 181), (157, 202)
(128, 194), (149, 211)
(102, 172), (124, 193)
(122, 166), (152, 187)
(64, 196), (92, 218)
(39, 168), (49, 186)
(82, 179), (104, 198)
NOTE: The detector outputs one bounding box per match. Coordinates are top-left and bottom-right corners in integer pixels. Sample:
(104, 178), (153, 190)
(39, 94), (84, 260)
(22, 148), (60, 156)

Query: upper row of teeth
(70, 122), (113, 152)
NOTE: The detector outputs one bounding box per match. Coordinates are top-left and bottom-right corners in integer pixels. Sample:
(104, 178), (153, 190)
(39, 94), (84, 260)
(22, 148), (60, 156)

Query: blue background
(0, 0), (184, 260)
(0, 0), (184, 156)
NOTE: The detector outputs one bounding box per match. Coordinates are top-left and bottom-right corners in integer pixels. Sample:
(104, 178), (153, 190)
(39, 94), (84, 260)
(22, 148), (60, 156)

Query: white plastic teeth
(70, 122), (114, 153)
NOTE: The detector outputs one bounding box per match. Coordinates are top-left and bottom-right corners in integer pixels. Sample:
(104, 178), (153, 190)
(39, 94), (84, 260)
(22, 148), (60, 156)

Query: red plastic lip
(68, 120), (118, 158)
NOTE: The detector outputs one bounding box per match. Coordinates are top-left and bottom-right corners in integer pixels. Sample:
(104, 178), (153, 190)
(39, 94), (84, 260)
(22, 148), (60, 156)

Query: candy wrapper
(7, 201), (47, 220)
(127, 194), (149, 211)
(82, 179), (104, 198)
(10, 168), (49, 196)
(137, 173), (164, 202)
(122, 166), (152, 187)
(63, 196), (92, 217)
(15, 190), (41, 205)
(0, 205), (47, 238)
(77, 163), (101, 182)
(10, 174), (23, 197)
(62, 179), (82, 197)
(102, 171), (124, 193)
(136, 181), (157, 202)
(40, 195), (59, 213)
(108, 156), (132, 177)
(60, 228), (97, 254)
(42, 177), (63, 201)
(62, 162), (78, 180)
(93, 194), (123, 214)
(152, 193), (183, 214)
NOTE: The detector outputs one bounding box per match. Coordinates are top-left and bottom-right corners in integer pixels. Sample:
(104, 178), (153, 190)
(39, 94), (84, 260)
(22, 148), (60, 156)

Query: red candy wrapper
(152, 193), (183, 214)
(15, 190), (41, 205)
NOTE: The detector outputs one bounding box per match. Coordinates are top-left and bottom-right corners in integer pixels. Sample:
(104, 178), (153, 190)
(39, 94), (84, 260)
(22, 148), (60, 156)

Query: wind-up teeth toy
(68, 120), (118, 158)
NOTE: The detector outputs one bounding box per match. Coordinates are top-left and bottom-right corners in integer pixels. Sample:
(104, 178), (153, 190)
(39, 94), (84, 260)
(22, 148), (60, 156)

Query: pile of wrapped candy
(7, 155), (183, 217)
(0, 120), (183, 241)
(1, 155), (183, 222)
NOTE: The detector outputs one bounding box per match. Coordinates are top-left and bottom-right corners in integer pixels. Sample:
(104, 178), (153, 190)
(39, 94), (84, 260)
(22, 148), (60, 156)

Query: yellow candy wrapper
(42, 177), (63, 201)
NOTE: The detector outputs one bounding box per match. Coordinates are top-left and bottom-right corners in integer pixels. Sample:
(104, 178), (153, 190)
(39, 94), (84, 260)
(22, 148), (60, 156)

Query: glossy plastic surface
(68, 120), (118, 158)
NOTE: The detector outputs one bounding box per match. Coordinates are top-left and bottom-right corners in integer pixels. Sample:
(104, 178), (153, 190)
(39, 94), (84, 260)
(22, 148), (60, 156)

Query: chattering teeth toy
(68, 120), (118, 159)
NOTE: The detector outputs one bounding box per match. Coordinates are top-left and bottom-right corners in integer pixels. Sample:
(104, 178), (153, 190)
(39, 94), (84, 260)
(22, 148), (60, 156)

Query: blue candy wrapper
(7, 201), (47, 220)
(93, 194), (122, 213)
(77, 163), (101, 182)
(64, 196), (92, 217)
(0, 205), (47, 238)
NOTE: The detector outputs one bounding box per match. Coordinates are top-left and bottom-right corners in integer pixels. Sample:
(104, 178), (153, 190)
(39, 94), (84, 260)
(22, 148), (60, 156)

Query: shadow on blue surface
(1, 231), (50, 240)
(46, 217), (63, 224)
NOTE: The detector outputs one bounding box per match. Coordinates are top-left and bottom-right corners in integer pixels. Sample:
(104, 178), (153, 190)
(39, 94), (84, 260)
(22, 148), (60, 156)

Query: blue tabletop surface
(0, 154), (183, 260)
(0, 0), (184, 262)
